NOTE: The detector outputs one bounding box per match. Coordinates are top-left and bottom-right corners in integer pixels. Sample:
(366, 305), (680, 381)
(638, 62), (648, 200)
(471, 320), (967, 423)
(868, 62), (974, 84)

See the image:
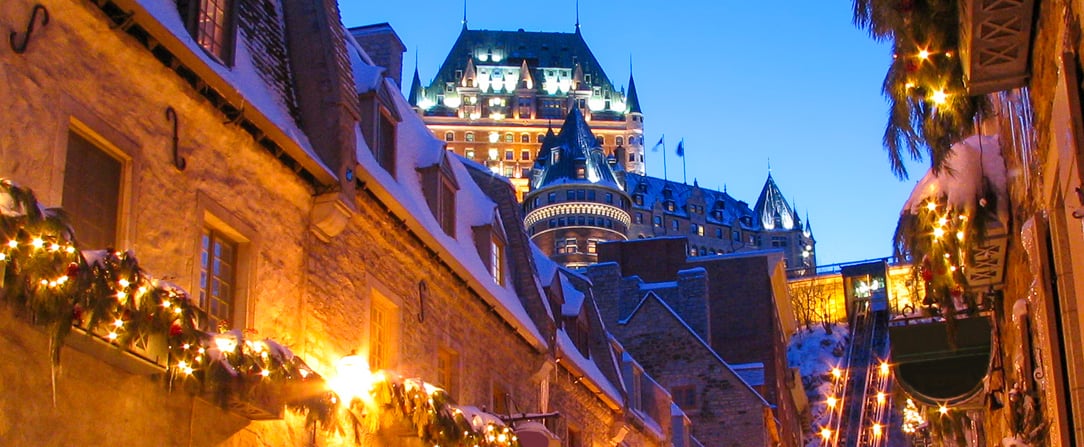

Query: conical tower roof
(626, 73), (642, 114)
(408, 67), (424, 106)
(752, 173), (797, 230)
(530, 108), (621, 190)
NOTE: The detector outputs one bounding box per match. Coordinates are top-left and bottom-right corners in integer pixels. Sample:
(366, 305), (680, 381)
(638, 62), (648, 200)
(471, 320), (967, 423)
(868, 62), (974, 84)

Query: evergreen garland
(0, 179), (519, 445)
(853, 0), (986, 179)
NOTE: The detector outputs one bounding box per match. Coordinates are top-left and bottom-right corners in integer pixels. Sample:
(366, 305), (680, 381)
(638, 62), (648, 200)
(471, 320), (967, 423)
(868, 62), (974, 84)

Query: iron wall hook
(165, 107), (187, 170)
(10, 4), (48, 54)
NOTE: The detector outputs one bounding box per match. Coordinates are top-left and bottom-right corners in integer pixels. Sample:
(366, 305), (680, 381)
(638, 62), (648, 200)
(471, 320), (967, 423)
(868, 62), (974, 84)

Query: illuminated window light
(0, 253), (5, 261)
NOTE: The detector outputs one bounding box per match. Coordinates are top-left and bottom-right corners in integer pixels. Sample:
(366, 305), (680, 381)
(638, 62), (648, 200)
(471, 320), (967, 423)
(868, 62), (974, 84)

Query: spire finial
(575, 0), (580, 31)
(462, 0), (468, 29)
(767, 157), (771, 174)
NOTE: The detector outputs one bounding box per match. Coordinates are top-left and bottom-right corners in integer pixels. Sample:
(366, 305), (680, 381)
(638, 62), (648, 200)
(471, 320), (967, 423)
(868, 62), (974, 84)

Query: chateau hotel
(407, 23), (816, 273)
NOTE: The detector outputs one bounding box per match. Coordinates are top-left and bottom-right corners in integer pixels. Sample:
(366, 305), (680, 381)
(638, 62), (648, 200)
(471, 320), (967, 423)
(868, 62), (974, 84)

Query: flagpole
(662, 137), (668, 183)
(681, 138), (687, 184)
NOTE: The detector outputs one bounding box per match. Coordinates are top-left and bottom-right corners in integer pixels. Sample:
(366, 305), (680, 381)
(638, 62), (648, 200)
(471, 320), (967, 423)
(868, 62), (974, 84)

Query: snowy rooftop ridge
(348, 43), (545, 351)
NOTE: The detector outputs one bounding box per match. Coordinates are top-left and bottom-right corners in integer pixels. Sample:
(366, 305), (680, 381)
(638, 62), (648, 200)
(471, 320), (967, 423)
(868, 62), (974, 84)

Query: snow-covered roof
(530, 108), (624, 191)
(752, 174), (799, 231)
(348, 44), (545, 351)
(729, 362), (766, 387)
(559, 272), (586, 317)
(555, 330), (623, 406)
(901, 135), (1007, 223)
(625, 173), (755, 228)
(133, 0), (334, 182)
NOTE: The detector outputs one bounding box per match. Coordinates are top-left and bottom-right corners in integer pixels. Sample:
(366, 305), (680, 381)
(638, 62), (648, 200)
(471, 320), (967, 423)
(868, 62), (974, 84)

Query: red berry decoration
(169, 322), (183, 337)
(66, 262), (80, 278)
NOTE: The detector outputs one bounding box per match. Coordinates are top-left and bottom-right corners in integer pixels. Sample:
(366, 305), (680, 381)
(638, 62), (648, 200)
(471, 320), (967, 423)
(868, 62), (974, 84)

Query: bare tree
(789, 278), (834, 334)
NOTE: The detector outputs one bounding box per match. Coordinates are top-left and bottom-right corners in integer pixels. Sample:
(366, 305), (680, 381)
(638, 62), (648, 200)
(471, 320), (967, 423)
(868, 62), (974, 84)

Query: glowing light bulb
(918, 49), (930, 59)
(939, 217), (949, 226)
(832, 367), (842, 378)
(880, 362), (890, 375)
(939, 404), (949, 415)
(933, 227), (945, 238)
(873, 423), (882, 436)
(956, 231), (965, 240)
(7, 240), (17, 248)
(49, 243), (60, 252)
(65, 246), (75, 254)
(821, 428), (832, 439)
(107, 331), (118, 341)
(877, 392), (886, 404)
(31, 237), (43, 249)
(826, 396), (837, 408)
(0, 253), (5, 261)
(926, 202), (937, 211)
(931, 89), (948, 105)
(261, 369), (270, 377)
(118, 279), (130, 288)
(113, 319), (124, 328)
(162, 300), (171, 308)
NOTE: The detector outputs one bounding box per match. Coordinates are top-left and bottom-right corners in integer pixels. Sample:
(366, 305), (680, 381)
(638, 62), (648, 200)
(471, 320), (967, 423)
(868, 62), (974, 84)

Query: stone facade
(0, 1), (685, 446)
(591, 237), (803, 446)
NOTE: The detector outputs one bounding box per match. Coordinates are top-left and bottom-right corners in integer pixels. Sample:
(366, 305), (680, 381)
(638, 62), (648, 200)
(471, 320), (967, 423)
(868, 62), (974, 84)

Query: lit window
(437, 347), (459, 399)
(199, 227), (237, 330)
(465, 148), (475, 159)
(63, 130), (122, 250)
(587, 239), (598, 254)
(445, 131), (454, 141)
(369, 291), (399, 371)
(521, 133), (530, 143)
(521, 150), (531, 161)
(465, 132), (475, 142)
(616, 136), (624, 146)
(179, 0), (236, 64)
(504, 149), (514, 161)
(504, 133), (514, 142)
(488, 148), (499, 161)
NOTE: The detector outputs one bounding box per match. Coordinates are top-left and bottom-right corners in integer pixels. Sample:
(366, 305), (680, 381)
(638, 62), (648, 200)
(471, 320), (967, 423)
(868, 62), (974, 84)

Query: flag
(676, 139), (685, 157)
(651, 135), (664, 152)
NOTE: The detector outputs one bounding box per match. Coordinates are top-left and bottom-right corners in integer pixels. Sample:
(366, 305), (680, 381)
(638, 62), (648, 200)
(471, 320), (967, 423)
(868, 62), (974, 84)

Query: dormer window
(551, 148), (561, 163)
(473, 223), (506, 286)
(418, 156), (459, 237)
(178, 0), (237, 65)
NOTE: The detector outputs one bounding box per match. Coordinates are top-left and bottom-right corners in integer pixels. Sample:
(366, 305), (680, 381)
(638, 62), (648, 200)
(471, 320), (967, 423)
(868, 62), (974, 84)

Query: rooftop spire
(575, 0), (580, 33)
(626, 72), (642, 114)
(408, 65), (424, 106)
(462, 0), (467, 29)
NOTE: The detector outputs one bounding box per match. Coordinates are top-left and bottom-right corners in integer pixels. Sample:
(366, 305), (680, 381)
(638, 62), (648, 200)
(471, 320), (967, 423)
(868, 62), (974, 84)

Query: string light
(831, 367), (842, 379)
(31, 237), (43, 249)
(820, 428), (832, 440)
(918, 49), (930, 60)
(7, 240), (17, 248)
(826, 396), (838, 408)
(931, 89), (948, 105)
(939, 404), (950, 415)
(877, 392), (886, 404)
(880, 362), (890, 375)
(872, 423), (882, 437)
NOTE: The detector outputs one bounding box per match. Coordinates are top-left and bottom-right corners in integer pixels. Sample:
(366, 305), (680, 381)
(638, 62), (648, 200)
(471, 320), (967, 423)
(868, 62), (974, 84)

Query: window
(672, 385), (697, 408)
(465, 132), (475, 142)
(567, 190), (575, 201)
(419, 159), (458, 237)
(576, 190), (585, 200)
(695, 224), (704, 236)
(520, 149), (530, 161)
(491, 236), (504, 285)
(437, 347), (459, 399)
(596, 135), (604, 146)
(548, 192), (557, 204)
(488, 148), (499, 161)
(616, 136), (624, 146)
(690, 246), (698, 256)
(199, 227), (237, 330)
(492, 381), (509, 415)
(504, 133), (514, 143)
(587, 190), (596, 201)
(518, 98), (532, 118)
(586, 239), (598, 254)
(565, 238), (578, 253)
(63, 130), (122, 250)
(716, 227), (723, 238)
(179, 0), (236, 64)
(605, 193), (613, 204)
(772, 236), (787, 247)
(503, 166), (514, 177)
(504, 149), (514, 161)
(653, 216), (662, 227)
(521, 133), (530, 143)
(733, 230), (742, 242)
(359, 93), (399, 175)
(567, 427), (583, 447)
(672, 220), (679, 231)
(369, 292), (399, 371)
(635, 213), (643, 224)
(444, 131), (454, 141)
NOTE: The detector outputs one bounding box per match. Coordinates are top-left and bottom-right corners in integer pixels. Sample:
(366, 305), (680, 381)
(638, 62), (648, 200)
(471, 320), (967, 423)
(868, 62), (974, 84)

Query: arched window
(537, 134), (545, 143)
(616, 136), (624, 146)
(465, 132), (475, 142)
(521, 133), (530, 143)
(445, 131), (454, 142)
(504, 133), (514, 142)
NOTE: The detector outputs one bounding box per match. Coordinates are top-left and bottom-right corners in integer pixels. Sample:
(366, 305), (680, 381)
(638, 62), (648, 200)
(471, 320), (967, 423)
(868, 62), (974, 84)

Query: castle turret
(625, 73), (645, 174)
(523, 108), (631, 267)
(752, 173), (813, 272)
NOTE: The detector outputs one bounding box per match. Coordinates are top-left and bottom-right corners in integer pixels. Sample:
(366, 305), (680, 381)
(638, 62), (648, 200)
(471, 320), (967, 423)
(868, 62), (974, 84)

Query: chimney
(349, 23), (406, 86)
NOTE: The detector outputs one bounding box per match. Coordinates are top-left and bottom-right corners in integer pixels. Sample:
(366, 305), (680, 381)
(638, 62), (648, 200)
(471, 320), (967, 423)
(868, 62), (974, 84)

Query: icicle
(50, 337), (57, 408)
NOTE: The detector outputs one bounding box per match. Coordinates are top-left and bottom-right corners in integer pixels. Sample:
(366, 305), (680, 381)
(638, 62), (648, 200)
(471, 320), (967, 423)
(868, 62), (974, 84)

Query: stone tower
(523, 108), (632, 267)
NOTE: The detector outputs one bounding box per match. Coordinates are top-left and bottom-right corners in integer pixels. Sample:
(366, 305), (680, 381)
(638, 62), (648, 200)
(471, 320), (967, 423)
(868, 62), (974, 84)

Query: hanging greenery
(0, 179), (519, 445)
(852, 0), (986, 179)
(0, 179), (324, 418)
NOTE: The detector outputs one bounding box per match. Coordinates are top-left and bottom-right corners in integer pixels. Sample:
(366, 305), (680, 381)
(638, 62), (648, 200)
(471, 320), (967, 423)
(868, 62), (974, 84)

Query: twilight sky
(339, 1), (929, 266)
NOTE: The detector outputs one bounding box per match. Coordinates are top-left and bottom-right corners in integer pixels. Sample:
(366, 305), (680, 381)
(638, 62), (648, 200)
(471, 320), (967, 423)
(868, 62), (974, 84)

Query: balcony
(958, 0), (1036, 95)
(889, 316), (992, 405)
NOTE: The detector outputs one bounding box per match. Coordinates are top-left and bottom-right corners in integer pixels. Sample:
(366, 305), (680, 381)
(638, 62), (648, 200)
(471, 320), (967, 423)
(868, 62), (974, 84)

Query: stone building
(587, 237), (804, 446)
(0, 1), (688, 446)
(408, 24), (646, 197)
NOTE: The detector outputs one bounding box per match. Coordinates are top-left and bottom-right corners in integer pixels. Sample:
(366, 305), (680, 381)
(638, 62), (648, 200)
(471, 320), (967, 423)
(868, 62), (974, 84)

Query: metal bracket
(9, 4), (48, 54)
(165, 107), (187, 170)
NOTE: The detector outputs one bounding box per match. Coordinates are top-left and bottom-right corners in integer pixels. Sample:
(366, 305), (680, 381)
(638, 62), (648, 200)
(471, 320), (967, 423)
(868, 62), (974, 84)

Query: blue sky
(339, 1), (928, 266)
